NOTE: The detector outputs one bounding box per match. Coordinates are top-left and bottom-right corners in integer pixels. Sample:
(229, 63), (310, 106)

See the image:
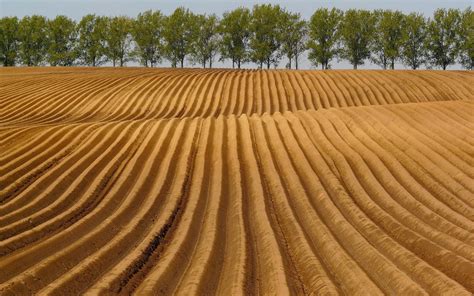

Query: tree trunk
(390, 59), (395, 70)
(232, 58), (235, 69)
(113, 60), (116, 67)
(288, 58), (292, 69)
(181, 58), (184, 68)
(353, 64), (357, 70)
(237, 59), (241, 69)
(322, 64), (325, 70)
(295, 57), (298, 70)
(442, 63), (447, 70)
(266, 58), (270, 69)
(209, 59), (212, 68)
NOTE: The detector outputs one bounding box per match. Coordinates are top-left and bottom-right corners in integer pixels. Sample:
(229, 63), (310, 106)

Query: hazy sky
(1, 0), (471, 69)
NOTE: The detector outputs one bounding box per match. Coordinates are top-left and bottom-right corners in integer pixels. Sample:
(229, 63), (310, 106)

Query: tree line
(1, 6), (472, 70)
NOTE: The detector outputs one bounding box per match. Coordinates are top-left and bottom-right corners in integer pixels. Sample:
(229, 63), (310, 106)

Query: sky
(1, 0), (471, 69)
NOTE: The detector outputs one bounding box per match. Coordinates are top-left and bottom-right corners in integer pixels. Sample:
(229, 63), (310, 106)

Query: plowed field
(0, 68), (473, 295)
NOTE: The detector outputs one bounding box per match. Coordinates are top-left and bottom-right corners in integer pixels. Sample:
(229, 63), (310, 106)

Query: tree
(218, 7), (251, 69)
(400, 13), (427, 69)
(163, 7), (195, 68)
(249, 4), (285, 69)
(371, 10), (404, 69)
(457, 7), (473, 69)
(340, 9), (375, 69)
(46, 15), (78, 66)
(132, 10), (165, 67)
(280, 11), (307, 69)
(307, 8), (343, 70)
(0, 17), (19, 66)
(190, 14), (220, 68)
(18, 15), (48, 66)
(425, 8), (461, 70)
(77, 14), (107, 66)
(104, 16), (132, 67)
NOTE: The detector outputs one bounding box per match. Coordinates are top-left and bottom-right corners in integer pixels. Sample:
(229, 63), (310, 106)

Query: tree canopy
(46, 15), (78, 66)
(425, 8), (462, 70)
(249, 4), (285, 69)
(371, 10), (405, 69)
(1, 7), (471, 69)
(218, 7), (251, 69)
(339, 9), (375, 69)
(132, 10), (165, 67)
(18, 15), (48, 66)
(307, 8), (343, 70)
(0, 17), (19, 66)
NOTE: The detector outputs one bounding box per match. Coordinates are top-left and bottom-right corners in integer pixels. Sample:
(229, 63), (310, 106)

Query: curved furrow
(335, 71), (377, 106)
(197, 70), (228, 118)
(82, 71), (167, 122)
(214, 116), (248, 294)
(272, 113), (427, 295)
(235, 115), (290, 294)
(421, 71), (471, 100)
(353, 71), (394, 105)
(0, 120), (167, 290)
(0, 123), (97, 205)
(427, 103), (474, 141)
(123, 118), (214, 295)
(101, 75), (163, 122)
(170, 116), (227, 294)
(0, 122), (110, 214)
(5, 75), (122, 124)
(0, 124), (67, 166)
(143, 70), (192, 118)
(38, 119), (200, 295)
(27, 76), (136, 124)
(316, 71), (347, 108)
(383, 106), (474, 177)
(252, 114), (370, 294)
(319, 109), (474, 249)
(207, 70), (231, 117)
(341, 107), (474, 221)
(159, 70), (205, 118)
(0, 119), (194, 294)
(0, 121), (141, 242)
(300, 72), (325, 109)
(0, 75), (82, 111)
(393, 103), (474, 163)
(377, 71), (420, 104)
(270, 70), (288, 112)
(253, 71), (263, 115)
(220, 69), (239, 116)
(325, 107), (474, 233)
(309, 111), (474, 274)
(181, 70), (217, 118)
(287, 72), (319, 110)
(360, 107), (474, 204)
(436, 70), (474, 92)
(0, 75), (117, 124)
(294, 112), (472, 294)
(243, 70), (255, 115)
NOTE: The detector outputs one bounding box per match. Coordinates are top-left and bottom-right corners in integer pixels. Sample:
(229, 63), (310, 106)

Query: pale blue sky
(1, 0), (471, 69)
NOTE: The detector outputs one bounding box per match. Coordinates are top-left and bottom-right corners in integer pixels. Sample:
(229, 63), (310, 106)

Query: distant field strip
(0, 68), (473, 295)
(0, 68), (472, 125)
